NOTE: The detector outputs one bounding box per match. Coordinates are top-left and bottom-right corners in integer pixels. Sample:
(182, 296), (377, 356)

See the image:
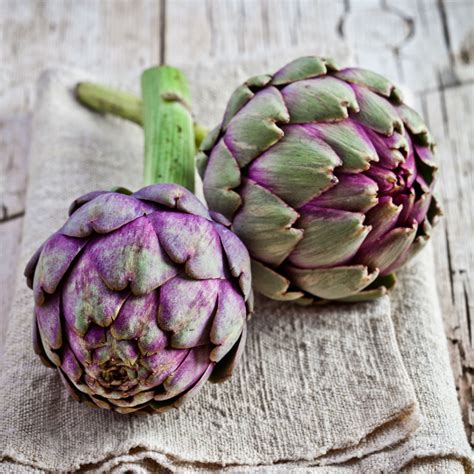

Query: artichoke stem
(75, 81), (207, 151)
(141, 66), (196, 191)
(75, 82), (143, 125)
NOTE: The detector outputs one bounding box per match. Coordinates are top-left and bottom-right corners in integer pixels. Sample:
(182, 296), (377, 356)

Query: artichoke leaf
(160, 345), (212, 399)
(335, 68), (403, 103)
(286, 264), (380, 300)
(32, 233), (86, 305)
(306, 121), (378, 172)
(133, 183), (210, 219)
(210, 280), (246, 363)
(357, 222), (418, 275)
(215, 223), (252, 299)
(361, 196), (402, 246)
(149, 212), (225, 280)
(271, 56), (334, 85)
(35, 292), (62, 350)
(199, 125), (221, 152)
(251, 259), (304, 301)
(308, 173), (378, 213)
(224, 86), (290, 167)
(210, 325), (247, 383)
(61, 192), (154, 238)
(282, 76), (359, 123)
(232, 180), (303, 266)
(222, 74), (272, 129)
(158, 276), (219, 347)
(203, 139), (242, 219)
(248, 124), (341, 208)
(351, 85), (404, 136)
(336, 273), (397, 302)
(289, 206), (370, 269)
(397, 103), (434, 147)
(91, 216), (178, 295)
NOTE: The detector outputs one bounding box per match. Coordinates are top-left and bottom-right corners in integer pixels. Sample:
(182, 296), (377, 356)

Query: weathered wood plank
(0, 217), (23, 352)
(165, 0), (473, 443)
(421, 82), (474, 440)
(0, 114), (30, 221)
(0, 0), (161, 354)
(441, 0), (474, 82)
(340, 0), (451, 91)
(167, 0), (347, 63)
(0, 0), (162, 218)
(0, 0), (161, 213)
(167, 0), (349, 128)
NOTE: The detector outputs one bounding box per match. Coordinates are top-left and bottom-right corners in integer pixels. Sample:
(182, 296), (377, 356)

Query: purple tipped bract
(26, 183), (252, 414)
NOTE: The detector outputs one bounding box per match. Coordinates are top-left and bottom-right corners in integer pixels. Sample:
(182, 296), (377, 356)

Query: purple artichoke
(198, 56), (441, 303)
(25, 184), (252, 414)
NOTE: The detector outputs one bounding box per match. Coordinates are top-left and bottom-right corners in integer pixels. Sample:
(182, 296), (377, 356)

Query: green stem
(75, 81), (207, 150)
(141, 66), (195, 191)
(75, 82), (143, 125)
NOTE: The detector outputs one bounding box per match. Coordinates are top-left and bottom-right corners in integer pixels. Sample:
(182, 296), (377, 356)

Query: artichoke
(25, 184), (252, 414)
(198, 56), (441, 303)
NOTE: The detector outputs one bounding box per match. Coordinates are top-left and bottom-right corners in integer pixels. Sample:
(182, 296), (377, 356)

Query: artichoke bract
(25, 184), (252, 414)
(198, 56), (441, 303)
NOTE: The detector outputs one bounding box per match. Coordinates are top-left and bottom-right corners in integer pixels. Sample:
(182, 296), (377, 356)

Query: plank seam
(0, 209), (24, 224)
(160, 0), (167, 65)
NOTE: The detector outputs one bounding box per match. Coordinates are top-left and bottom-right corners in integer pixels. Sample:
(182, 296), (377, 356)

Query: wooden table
(0, 0), (472, 444)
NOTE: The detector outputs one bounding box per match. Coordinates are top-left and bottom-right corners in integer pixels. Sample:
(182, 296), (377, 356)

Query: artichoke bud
(199, 56), (442, 303)
(26, 184), (252, 414)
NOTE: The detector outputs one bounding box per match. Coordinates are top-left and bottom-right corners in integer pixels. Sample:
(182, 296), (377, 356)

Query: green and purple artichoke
(25, 184), (252, 414)
(198, 56), (441, 303)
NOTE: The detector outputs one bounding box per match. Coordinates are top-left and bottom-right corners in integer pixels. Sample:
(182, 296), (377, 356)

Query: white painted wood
(442, 0), (474, 81)
(422, 82), (474, 440)
(0, 217), (23, 353)
(0, 114), (30, 357)
(341, 0), (450, 91)
(173, 0), (347, 61)
(0, 0), (161, 215)
(167, 0), (351, 132)
(166, 0), (474, 443)
(0, 114), (30, 220)
(0, 0), (161, 354)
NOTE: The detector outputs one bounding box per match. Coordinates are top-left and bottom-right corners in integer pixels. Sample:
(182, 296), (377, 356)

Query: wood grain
(165, 0), (473, 443)
(0, 0), (472, 443)
(0, 0), (161, 354)
(422, 82), (474, 442)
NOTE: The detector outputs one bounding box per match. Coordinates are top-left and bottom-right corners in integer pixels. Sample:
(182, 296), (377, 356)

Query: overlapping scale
(158, 276), (219, 348)
(32, 233), (86, 304)
(202, 139), (242, 219)
(159, 345), (213, 400)
(289, 206), (370, 269)
(133, 183), (211, 219)
(247, 125), (341, 208)
(90, 216), (178, 294)
(61, 192), (154, 237)
(148, 211), (225, 279)
(210, 280), (246, 362)
(282, 76), (359, 123)
(214, 223), (252, 302)
(232, 180), (303, 266)
(224, 87), (289, 167)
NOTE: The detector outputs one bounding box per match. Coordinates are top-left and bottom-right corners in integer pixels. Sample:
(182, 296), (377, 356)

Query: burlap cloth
(0, 67), (471, 473)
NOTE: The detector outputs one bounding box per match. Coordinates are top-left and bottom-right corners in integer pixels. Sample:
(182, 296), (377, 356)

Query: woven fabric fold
(0, 68), (471, 473)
